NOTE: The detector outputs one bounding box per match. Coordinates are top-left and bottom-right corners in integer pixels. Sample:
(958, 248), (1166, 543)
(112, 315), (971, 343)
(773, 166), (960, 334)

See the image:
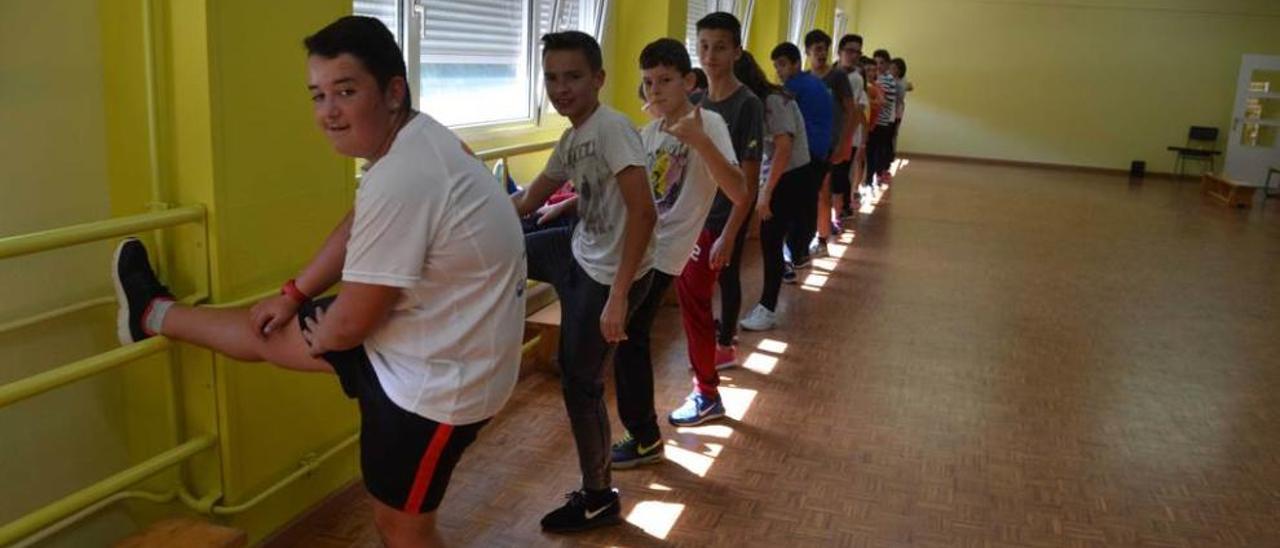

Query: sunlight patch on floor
(664, 442), (715, 477)
(676, 424), (735, 438)
(625, 500), (685, 539)
(801, 272), (829, 291)
(742, 352), (778, 375)
(757, 338), (788, 354)
(719, 386), (757, 421)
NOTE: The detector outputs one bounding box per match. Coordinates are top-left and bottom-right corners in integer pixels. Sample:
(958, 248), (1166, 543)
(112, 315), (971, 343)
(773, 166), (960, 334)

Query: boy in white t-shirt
(110, 16), (526, 547)
(610, 38), (747, 470)
(511, 31), (657, 533)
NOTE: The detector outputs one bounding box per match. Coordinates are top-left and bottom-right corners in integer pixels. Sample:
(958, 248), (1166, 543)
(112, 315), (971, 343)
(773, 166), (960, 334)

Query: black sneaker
(112, 238), (174, 345)
(611, 433), (664, 469)
(782, 262), (798, 284)
(540, 489), (622, 533)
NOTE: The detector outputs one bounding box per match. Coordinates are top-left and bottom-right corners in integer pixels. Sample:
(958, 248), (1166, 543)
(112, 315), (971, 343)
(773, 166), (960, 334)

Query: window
(787, 0), (818, 48)
(833, 8), (848, 42)
(354, 0), (609, 128)
(685, 0), (755, 67)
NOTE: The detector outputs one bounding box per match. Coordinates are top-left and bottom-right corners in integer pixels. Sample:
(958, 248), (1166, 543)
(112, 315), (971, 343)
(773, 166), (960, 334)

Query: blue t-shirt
(785, 72), (833, 160)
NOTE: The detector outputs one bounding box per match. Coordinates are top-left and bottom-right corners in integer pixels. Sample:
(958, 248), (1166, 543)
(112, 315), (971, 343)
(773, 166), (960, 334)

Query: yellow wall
(853, 0), (1280, 171)
(610, 0), (689, 125)
(196, 0), (363, 539)
(0, 2), (145, 546)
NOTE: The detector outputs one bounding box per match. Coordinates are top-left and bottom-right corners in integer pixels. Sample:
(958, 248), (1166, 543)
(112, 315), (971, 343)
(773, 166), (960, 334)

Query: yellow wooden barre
(0, 205), (205, 261)
(0, 434), (217, 546)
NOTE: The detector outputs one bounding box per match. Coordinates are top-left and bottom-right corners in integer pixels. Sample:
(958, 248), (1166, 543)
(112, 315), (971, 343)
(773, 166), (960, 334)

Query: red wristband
(281, 279), (309, 304)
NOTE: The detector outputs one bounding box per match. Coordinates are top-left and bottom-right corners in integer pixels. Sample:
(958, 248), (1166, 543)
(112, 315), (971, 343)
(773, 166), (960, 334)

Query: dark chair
(1166, 126), (1221, 177)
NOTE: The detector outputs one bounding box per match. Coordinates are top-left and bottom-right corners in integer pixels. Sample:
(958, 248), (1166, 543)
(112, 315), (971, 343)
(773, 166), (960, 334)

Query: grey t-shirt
(761, 92), (810, 183)
(700, 85), (764, 233)
(543, 105), (654, 285)
(814, 67), (854, 154)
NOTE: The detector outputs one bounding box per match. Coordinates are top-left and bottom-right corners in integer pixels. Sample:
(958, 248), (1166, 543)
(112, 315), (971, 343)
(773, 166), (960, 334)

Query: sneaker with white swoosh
(540, 488), (621, 533)
(667, 392), (726, 427)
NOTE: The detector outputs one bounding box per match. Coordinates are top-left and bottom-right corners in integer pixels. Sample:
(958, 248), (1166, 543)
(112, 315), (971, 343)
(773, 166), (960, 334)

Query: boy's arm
(666, 107), (747, 205)
(601, 165), (657, 342)
(253, 210), (353, 336)
(303, 281), (401, 353)
(833, 95), (858, 163)
(716, 160), (752, 267)
(756, 134), (792, 220)
(513, 172), (568, 217)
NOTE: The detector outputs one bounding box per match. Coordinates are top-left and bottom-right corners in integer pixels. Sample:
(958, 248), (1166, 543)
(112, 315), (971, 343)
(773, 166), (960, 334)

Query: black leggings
(715, 199), (754, 346)
(759, 163), (815, 310)
(866, 127), (894, 183)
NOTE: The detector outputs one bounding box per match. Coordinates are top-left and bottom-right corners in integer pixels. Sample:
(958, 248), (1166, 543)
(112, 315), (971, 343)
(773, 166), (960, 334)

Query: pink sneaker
(714, 345), (737, 370)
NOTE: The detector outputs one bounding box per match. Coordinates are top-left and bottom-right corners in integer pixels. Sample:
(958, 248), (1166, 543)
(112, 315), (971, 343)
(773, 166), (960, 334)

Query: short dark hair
(804, 29), (832, 50)
(541, 31), (603, 72)
(696, 12), (743, 47)
(838, 34), (863, 51)
(892, 57), (907, 77)
(692, 67), (708, 90)
(873, 49), (891, 61)
(304, 16), (411, 110)
(771, 42), (801, 64)
(639, 38), (692, 75)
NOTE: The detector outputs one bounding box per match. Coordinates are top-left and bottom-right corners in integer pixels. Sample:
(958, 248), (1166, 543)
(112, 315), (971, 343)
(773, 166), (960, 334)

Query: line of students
(106, 12), (909, 547)
(520, 15), (914, 534)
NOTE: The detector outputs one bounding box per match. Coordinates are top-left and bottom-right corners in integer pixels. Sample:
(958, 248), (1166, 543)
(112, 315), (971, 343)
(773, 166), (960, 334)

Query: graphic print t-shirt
(641, 108), (738, 275)
(543, 105), (653, 285)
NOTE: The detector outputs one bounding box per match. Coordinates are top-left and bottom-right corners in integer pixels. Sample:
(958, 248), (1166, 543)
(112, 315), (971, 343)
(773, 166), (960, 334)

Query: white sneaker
(808, 238), (829, 257)
(738, 304), (777, 331)
(809, 238), (829, 259)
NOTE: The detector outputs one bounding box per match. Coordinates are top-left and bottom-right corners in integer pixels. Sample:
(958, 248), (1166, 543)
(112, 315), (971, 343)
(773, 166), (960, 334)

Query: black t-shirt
(814, 67), (854, 153)
(699, 85), (764, 233)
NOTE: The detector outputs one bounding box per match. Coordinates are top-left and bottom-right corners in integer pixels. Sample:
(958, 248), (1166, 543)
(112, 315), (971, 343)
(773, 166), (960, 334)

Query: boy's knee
(560, 375), (604, 401)
(373, 505), (437, 547)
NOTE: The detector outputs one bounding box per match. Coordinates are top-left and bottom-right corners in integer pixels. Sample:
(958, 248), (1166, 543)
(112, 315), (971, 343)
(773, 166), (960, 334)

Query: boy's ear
(683, 71), (696, 92)
(386, 76), (409, 110)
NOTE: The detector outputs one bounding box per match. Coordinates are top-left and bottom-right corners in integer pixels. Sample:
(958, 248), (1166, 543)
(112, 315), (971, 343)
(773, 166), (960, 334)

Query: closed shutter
(354, 0), (401, 44)
(686, 0), (753, 66)
(420, 0), (526, 65)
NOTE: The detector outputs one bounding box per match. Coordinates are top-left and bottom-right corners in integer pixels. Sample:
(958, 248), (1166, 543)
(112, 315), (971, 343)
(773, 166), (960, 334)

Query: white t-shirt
(543, 105), (653, 285)
(640, 109), (738, 275)
(847, 69), (868, 148)
(344, 113), (526, 425)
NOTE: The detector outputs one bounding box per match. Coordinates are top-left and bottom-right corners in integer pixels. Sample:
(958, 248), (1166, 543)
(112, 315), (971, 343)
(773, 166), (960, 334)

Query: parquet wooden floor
(264, 160), (1280, 547)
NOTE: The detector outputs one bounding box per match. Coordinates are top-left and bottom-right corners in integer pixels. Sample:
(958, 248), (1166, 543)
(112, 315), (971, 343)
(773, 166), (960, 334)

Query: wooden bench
(521, 282), (560, 377)
(1265, 166), (1279, 199)
(1201, 173), (1259, 208)
(114, 518), (246, 548)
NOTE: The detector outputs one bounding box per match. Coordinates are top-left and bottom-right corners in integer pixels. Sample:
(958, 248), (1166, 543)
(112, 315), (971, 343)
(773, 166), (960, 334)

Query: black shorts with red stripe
(299, 297), (489, 514)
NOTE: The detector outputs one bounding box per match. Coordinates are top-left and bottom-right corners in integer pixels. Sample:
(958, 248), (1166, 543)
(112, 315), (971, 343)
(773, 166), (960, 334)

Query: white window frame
(834, 8), (848, 43)
(787, 0), (818, 48)
(355, 0), (610, 130)
(685, 0), (756, 67)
